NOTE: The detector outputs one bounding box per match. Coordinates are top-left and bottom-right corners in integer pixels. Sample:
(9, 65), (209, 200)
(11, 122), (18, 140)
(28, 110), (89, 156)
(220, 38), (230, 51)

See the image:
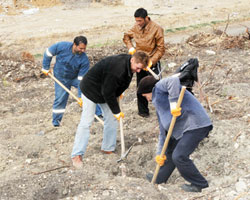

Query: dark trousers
(136, 61), (161, 115)
(156, 126), (211, 188)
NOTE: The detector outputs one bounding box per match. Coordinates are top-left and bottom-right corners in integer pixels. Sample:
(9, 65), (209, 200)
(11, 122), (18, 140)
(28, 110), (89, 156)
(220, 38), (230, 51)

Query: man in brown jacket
(123, 7), (165, 118)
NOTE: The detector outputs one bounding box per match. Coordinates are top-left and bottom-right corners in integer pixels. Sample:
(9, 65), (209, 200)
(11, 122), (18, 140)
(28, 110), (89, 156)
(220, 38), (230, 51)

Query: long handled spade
(47, 72), (104, 126)
(151, 86), (186, 184)
(116, 96), (134, 163)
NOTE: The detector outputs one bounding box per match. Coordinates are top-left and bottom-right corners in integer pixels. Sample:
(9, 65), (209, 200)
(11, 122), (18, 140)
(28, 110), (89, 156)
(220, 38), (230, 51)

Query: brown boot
(72, 155), (83, 169)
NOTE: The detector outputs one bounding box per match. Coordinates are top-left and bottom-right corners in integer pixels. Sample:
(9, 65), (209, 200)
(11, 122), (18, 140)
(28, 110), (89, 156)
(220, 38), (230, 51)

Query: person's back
(80, 54), (133, 106)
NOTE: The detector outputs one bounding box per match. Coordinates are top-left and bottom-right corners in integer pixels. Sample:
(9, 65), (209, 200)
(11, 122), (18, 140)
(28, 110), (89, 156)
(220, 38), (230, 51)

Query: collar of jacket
(139, 17), (152, 32)
(127, 55), (133, 78)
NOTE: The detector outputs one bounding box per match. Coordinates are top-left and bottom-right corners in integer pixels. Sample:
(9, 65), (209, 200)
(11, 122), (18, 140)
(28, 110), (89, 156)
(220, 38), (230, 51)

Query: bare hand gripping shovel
(151, 86), (186, 184)
(47, 71), (104, 126)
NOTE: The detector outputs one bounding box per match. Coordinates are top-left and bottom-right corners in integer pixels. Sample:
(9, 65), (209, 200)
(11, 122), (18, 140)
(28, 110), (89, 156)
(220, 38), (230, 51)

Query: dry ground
(0, 1), (250, 200)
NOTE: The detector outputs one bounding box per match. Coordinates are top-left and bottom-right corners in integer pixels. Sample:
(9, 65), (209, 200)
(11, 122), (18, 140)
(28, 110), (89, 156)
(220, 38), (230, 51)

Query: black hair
(134, 8), (148, 18)
(137, 76), (159, 95)
(73, 36), (88, 46)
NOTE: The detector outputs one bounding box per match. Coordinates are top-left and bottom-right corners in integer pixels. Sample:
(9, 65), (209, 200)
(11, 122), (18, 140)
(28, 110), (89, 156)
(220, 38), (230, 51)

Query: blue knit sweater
(152, 76), (213, 154)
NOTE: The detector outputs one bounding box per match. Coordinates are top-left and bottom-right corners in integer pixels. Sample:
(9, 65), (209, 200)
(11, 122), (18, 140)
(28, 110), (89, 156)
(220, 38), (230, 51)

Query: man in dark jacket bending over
(71, 51), (150, 169)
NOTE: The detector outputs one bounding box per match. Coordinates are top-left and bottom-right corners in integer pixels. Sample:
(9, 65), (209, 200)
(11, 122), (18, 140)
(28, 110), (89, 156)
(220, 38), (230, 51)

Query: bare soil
(0, 1), (250, 200)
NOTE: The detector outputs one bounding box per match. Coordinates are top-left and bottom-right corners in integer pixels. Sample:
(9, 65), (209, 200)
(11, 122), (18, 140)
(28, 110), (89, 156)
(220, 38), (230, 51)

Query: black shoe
(94, 115), (103, 122)
(138, 112), (150, 118)
(181, 184), (202, 192)
(146, 173), (153, 182)
(53, 124), (60, 127)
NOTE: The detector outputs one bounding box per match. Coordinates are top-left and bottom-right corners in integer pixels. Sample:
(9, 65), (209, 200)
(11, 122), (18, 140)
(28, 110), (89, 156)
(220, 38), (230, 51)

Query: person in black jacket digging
(71, 51), (150, 169)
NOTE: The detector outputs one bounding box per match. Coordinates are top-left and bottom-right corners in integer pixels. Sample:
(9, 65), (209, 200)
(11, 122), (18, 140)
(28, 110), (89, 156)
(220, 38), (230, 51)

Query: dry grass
(186, 31), (250, 49)
(31, 0), (61, 8)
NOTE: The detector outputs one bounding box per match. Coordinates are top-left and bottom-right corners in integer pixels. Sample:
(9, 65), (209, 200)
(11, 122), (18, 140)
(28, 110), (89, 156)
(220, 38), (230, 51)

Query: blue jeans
(71, 94), (118, 158)
(52, 77), (102, 126)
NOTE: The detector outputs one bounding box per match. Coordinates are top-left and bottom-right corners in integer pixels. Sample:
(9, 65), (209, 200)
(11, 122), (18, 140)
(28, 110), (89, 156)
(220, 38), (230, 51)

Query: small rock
(235, 180), (247, 192)
(20, 64), (26, 71)
(205, 50), (216, 55)
(226, 190), (237, 197)
(62, 189), (68, 195)
(25, 159), (32, 164)
(234, 143), (239, 149)
(214, 196), (221, 200)
(102, 190), (109, 196)
(168, 62), (176, 68)
(36, 131), (45, 136)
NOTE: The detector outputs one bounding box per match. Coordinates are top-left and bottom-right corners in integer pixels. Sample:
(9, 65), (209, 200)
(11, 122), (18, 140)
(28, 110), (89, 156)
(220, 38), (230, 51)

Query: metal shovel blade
(117, 142), (136, 163)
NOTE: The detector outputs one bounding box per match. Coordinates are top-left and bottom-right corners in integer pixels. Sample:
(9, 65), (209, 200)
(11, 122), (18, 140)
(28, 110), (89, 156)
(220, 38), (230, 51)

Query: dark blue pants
(52, 77), (102, 126)
(156, 126), (211, 188)
(136, 62), (161, 115)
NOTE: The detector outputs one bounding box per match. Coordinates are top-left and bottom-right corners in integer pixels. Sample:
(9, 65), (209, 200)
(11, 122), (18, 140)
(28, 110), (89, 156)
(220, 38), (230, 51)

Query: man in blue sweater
(137, 74), (213, 193)
(42, 36), (102, 127)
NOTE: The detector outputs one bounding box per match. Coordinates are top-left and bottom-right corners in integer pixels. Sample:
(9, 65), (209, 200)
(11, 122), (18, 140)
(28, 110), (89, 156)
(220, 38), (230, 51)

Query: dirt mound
(0, 37), (250, 199)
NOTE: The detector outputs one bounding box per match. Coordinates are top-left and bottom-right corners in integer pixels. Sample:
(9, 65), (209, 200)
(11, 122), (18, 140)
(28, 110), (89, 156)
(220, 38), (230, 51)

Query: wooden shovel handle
(48, 72), (104, 126)
(120, 118), (125, 155)
(48, 72), (79, 102)
(147, 67), (160, 80)
(151, 86), (186, 184)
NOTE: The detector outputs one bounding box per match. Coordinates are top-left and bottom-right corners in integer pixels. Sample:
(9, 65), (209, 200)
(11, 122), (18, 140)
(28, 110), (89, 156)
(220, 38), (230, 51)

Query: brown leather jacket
(123, 18), (165, 65)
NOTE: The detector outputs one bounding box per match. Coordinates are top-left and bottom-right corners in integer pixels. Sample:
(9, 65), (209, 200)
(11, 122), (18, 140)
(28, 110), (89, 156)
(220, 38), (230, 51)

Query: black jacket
(175, 58), (199, 94)
(80, 54), (133, 114)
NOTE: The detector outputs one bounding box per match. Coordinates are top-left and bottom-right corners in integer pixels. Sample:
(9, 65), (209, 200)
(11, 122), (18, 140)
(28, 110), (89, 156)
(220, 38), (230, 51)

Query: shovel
(147, 67), (160, 80)
(116, 96), (134, 163)
(47, 72), (104, 125)
(151, 86), (186, 184)
(117, 141), (137, 163)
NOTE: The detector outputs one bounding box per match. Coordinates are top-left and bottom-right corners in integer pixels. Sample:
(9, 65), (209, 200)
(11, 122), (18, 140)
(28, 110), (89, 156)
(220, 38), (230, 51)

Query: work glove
(170, 102), (182, 117)
(129, 47), (136, 55)
(155, 155), (167, 166)
(119, 92), (124, 100)
(114, 112), (124, 121)
(143, 60), (153, 71)
(42, 68), (50, 76)
(78, 97), (83, 107)
(171, 107), (182, 117)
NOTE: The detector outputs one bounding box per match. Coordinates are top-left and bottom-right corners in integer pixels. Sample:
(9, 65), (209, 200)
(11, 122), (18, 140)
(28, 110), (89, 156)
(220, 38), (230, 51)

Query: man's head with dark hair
(137, 75), (158, 95)
(72, 36), (88, 55)
(74, 36), (88, 46)
(134, 8), (148, 19)
(134, 8), (149, 28)
(137, 75), (158, 102)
